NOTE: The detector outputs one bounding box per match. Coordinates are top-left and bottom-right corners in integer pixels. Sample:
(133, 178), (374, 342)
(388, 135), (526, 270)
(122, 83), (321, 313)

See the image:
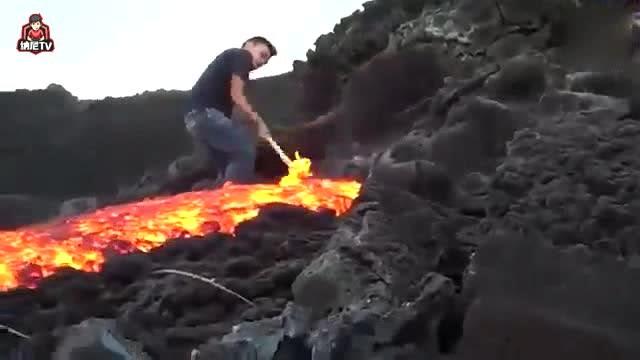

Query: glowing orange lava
(0, 152), (361, 291)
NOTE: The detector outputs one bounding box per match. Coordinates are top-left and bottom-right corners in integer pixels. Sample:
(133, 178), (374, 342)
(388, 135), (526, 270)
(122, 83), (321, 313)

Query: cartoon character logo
(17, 13), (55, 54)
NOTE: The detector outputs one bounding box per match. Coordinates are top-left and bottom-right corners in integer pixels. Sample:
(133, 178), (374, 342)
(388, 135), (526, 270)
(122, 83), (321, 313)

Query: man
(172, 36), (276, 188)
(26, 14), (44, 41)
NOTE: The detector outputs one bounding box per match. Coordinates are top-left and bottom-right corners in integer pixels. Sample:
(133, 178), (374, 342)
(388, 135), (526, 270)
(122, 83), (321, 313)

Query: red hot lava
(0, 153), (361, 291)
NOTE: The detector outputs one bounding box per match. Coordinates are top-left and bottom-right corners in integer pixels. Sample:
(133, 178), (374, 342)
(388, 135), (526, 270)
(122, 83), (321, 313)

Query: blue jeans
(184, 108), (256, 184)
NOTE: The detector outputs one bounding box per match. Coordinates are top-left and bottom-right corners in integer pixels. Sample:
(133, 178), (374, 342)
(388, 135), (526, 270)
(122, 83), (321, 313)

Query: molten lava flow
(0, 152), (361, 291)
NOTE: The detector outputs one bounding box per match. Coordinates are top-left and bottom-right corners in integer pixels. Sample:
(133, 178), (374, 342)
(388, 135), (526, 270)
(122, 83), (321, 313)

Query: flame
(0, 153), (361, 291)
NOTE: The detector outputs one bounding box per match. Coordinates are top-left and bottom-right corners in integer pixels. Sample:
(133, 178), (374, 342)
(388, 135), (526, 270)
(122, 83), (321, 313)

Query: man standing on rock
(169, 36), (277, 189)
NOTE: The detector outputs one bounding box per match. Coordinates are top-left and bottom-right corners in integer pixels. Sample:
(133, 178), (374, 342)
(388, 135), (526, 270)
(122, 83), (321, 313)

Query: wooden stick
(265, 136), (293, 166)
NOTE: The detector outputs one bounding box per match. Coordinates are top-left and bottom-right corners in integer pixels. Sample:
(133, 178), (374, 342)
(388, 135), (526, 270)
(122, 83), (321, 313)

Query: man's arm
(231, 75), (270, 138)
(229, 51), (270, 138)
(229, 49), (258, 119)
(230, 74), (258, 120)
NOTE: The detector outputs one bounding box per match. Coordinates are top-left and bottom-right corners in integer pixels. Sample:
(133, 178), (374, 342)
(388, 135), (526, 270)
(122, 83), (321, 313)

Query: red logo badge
(17, 13), (55, 54)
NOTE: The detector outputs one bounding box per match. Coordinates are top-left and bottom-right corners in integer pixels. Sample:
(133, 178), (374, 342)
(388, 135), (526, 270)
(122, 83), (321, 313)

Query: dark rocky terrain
(2, 0), (640, 359)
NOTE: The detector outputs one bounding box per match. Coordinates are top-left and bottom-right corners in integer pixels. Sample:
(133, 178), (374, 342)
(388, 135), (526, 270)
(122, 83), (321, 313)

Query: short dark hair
(243, 36), (277, 56)
(29, 14), (42, 24)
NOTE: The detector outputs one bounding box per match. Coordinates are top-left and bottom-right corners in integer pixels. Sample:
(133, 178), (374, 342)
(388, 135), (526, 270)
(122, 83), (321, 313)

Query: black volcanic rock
(0, 194), (57, 229)
(2, 0), (640, 359)
(457, 234), (640, 360)
(477, 111), (638, 254)
(0, 205), (337, 359)
(306, 0), (426, 72)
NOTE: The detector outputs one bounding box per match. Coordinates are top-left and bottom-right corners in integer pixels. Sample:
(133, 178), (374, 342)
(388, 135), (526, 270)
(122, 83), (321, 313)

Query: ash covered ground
(2, 0), (640, 359)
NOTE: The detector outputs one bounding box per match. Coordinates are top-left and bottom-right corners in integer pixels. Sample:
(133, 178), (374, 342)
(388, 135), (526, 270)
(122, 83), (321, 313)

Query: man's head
(29, 14), (42, 30)
(242, 36), (277, 69)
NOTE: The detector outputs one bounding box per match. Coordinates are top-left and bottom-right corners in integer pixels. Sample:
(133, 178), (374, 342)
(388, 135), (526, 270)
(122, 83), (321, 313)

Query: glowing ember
(0, 152), (361, 291)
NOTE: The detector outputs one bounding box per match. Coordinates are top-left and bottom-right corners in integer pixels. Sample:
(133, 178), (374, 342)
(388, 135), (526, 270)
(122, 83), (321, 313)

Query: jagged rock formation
(2, 0), (640, 359)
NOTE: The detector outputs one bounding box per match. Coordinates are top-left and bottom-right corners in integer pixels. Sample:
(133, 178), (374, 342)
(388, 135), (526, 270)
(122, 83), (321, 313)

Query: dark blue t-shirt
(189, 48), (254, 117)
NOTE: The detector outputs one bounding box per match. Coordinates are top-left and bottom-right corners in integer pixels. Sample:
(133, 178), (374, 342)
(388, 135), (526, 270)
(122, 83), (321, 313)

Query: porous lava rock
(2, 0), (639, 359)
